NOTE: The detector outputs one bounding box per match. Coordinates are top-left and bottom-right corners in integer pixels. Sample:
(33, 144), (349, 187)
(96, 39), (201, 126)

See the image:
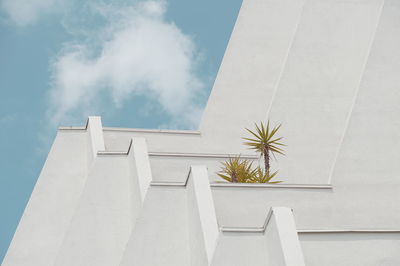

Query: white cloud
(48, 0), (204, 128)
(1, 0), (62, 26)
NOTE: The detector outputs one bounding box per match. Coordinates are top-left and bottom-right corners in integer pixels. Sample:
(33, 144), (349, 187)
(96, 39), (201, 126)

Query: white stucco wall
(87, 116), (105, 164)
(187, 166), (219, 266)
(4, 0), (400, 265)
(2, 131), (88, 266)
(265, 208), (305, 266)
(200, 0), (305, 154)
(211, 233), (268, 266)
(119, 187), (190, 266)
(300, 232), (400, 266)
(54, 156), (132, 266)
(267, 0), (383, 184)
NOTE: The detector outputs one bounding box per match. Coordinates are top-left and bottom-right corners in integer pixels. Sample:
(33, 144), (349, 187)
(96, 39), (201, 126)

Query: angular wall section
(2, 120), (93, 265)
(200, 0), (305, 154)
(55, 136), (153, 266)
(54, 155), (132, 266)
(187, 166), (220, 266)
(119, 186), (190, 266)
(265, 0), (384, 183)
(86, 116), (105, 165)
(265, 208), (305, 266)
(127, 138), (153, 225)
(328, 0), (400, 227)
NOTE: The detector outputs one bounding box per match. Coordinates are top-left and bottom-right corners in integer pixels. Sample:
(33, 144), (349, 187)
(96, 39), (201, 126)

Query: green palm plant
(217, 156), (254, 183)
(243, 121), (285, 175)
(248, 166), (282, 184)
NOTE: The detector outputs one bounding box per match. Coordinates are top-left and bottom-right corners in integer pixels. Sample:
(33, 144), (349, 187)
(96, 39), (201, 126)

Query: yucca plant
(248, 166), (282, 184)
(217, 156), (254, 183)
(243, 121), (285, 175)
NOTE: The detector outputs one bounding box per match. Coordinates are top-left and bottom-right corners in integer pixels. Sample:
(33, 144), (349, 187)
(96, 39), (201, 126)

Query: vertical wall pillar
(128, 138), (152, 202)
(265, 207), (305, 266)
(126, 137), (153, 226)
(187, 166), (220, 266)
(86, 116), (105, 168)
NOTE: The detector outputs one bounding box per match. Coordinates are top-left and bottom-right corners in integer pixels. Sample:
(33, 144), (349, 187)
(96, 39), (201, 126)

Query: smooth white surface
(187, 166), (219, 265)
(211, 233), (269, 266)
(267, 0), (384, 183)
(187, 172), (209, 266)
(129, 138), (152, 201)
(119, 187), (190, 266)
(300, 232), (400, 266)
(266, 208), (305, 266)
(200, 0), (305, 155)
(87, 116), (105, 162)
(5, 0), (400, 265)
(2, 131), (88, 266)
(54, 156), (132, 266)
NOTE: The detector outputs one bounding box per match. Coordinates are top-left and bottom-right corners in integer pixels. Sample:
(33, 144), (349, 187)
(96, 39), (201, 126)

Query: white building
(3, 0), (400, 265)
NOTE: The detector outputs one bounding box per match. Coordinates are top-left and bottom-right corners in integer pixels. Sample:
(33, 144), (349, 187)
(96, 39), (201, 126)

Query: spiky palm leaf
(243, 121), (285, 156)
(243, 121), (285, 173)
(217, 156), (255, 183)
(247, 167), (282, 184)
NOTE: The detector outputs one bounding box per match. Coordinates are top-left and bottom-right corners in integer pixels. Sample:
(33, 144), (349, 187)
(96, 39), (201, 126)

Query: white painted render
(187, 166), (219, 265)
(87, 116), (105, 163)
(211, 233), (269, 266)
(127, 138), (152, 202)
(119, 186), (190, 265)
(3, 0), (400, 265)
(300, 232), (400, 266)
(265, 208), (305, 266)
(54, 155), (132, 266)
(2, 131), (88, 266)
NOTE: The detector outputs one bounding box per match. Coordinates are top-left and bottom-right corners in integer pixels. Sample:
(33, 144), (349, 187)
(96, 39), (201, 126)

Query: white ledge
(58, 126), (87, 130)
(97, 151), (127, 156)
(298, 228), (400, 233)
(150, 181), (188, 187)
(148, 152), (258, 159)
(58, 121), (200, 135)
(103, 127), (201, 135)
(97, 148), (258, 160)
(58, 119), (89, 131)
(150, 168), (191, 187)
(218, 224), (400, 235)
(220, 208), (273, 233)
(210, 183), (332, 189)
(150, 181), (333, 190)
(97, 139), (134, 156)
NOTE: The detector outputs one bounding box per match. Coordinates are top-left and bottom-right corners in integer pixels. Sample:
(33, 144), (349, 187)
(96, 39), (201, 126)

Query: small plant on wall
(217, 156), (255, 183)
(217, 121), (285, 183)
(248, 166), (282, 184)
(243, 121), (285, 176)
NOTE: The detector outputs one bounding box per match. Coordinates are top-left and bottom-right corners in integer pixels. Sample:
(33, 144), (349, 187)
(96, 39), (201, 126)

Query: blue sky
(0, 0), (242, 261)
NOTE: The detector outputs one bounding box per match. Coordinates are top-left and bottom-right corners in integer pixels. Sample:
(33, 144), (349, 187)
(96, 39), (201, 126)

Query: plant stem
(231, 172), (238, 183)
(263, 147), (270, 175)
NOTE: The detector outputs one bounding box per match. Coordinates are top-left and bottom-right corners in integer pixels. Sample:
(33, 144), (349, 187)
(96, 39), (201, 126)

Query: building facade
(3, 0), (400, 265)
